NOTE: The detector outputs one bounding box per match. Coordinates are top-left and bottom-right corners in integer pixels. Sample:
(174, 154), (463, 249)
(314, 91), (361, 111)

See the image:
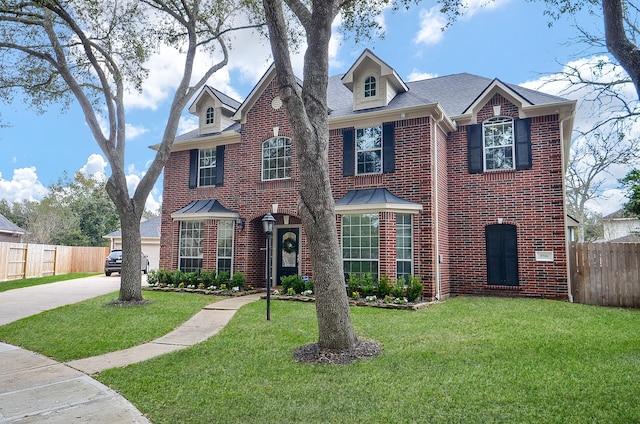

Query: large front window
(262, 137), (292, 180)
(179, 221), (203, 273)
(199, 148), (217, 186)
(356, 126), (382, 174)
(217, 220), (234, 274)
(342, 213), (379, 279)
(396, 214), (413, 280)
(483, 117), (514, 171)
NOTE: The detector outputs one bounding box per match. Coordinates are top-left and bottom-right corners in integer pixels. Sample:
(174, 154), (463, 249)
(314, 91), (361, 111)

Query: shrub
(377, 275), (392, 298)
(215, 271), (230, 287)
(200, 270), (217, 287)
(406, 275), (423, 302)
(147, 269), (160, 286)
(304, 278), (314, 293)
(184, 272), (199, 286)
(391, 277), (405, 298)
(231, 272), (246, 290)
(281, 275), (306, 294)
(346, 274), (360, 296)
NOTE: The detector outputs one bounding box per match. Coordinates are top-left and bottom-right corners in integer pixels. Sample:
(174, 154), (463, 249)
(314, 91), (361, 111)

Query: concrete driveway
(0, 274), (146, 326)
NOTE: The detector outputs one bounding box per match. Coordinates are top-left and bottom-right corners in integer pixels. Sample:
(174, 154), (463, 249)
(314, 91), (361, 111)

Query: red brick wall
(446, 94), (568, 299)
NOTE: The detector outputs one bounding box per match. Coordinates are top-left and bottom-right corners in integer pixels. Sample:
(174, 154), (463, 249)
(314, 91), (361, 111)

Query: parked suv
(105, 249), (149, 276)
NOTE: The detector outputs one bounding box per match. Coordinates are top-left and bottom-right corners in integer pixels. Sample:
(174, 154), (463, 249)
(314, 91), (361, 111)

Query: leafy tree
(620, 168), (640, 217)
(262, 0), (415, 350)
(565, 126), (640, 241)
(0, 0), (261, 302)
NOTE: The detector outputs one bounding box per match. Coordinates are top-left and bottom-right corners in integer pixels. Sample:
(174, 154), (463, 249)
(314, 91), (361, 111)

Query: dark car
(105, 249), (149, 276)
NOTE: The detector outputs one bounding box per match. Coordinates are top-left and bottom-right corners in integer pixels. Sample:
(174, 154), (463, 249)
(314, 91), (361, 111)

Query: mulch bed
(293, 339), (383, 365)
(266, 294), (433, 311)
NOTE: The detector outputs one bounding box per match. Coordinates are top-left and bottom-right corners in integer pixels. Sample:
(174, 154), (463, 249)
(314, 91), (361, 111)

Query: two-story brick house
(158, 49), (576, 300)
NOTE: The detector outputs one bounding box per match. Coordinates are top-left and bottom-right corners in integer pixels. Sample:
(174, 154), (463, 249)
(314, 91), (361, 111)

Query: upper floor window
(483, 117), (514, 171)
(205, 107), (215, 125)
(262, 137), (292, 180)
(364, 76), (377, 98)
(356, 126), (382, 174)
(199, 148), (217, 186)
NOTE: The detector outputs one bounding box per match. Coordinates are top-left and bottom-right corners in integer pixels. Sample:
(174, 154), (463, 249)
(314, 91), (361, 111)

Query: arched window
(262, 137), (292, 180)
(205, 107), (215, 125)
(483, 117), (514, 170)
(364, 76), (377, 98)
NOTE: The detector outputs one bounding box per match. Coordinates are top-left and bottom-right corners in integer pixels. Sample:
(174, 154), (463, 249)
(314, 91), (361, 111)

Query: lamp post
(262, 213), (276, 320)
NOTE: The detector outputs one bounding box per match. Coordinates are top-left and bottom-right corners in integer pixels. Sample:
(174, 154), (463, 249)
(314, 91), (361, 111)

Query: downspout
(560, 112), (576, 302)
(432, 111), (445, 300)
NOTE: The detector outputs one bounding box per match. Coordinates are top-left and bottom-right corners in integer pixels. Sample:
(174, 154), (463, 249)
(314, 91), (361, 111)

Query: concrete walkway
(0, 275), (261, 422)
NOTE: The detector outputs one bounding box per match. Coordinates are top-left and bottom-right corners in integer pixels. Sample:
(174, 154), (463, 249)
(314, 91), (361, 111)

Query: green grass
(0, 273), (99, 293)
(93, 296), (640, 423)
(0, 291), (218, 361)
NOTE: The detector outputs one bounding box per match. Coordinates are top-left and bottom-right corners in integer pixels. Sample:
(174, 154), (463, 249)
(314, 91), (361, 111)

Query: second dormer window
(364, 76), (376, 98)
(205, 107), (215, 125)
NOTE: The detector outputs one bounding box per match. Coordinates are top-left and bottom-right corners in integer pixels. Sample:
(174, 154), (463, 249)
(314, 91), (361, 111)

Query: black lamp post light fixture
(262, 212), (276, 320)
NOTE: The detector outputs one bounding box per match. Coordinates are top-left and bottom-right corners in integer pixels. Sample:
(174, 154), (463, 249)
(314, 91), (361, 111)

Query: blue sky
(0, 0), (628, 215)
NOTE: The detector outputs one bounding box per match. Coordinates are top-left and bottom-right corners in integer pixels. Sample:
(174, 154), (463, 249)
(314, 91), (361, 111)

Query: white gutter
(433, 112), (444, 300)
(560, 111), (576, 303)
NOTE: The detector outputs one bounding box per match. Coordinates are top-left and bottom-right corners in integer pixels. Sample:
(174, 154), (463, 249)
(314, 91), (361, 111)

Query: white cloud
(178, 115), (198, 135)
(0, 167), (48, 203)
(126, 123), (148, 139)
(407, 69), (439, 82)
(414, 7), (448, 45)
(78, 154), (108, 182)
(414, 0), (510, 46)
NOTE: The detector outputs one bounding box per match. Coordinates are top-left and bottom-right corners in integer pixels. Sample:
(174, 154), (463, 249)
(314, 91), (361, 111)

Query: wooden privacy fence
(0, 242), (110, 281)
(569, 242), (640, 307)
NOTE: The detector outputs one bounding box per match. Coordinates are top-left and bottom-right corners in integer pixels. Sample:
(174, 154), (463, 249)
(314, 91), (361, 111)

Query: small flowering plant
(302, 290), (313, 296)
(287, 287), (296, 296)
(365, 295), (377, 302)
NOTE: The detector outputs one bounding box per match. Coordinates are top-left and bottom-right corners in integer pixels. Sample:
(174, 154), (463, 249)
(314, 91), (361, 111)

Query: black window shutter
(382, 122), (395, 173)
(467, 124), (483, 174)
(189, 149), (198, 189)
(343, 128), (355, 176)
(215, 145), (225, 186)
(515, 118), (532, 170)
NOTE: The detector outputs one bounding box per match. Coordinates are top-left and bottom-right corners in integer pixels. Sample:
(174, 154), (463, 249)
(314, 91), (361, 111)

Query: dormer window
(205, 107), (215, 125)
(364, 76), (377, 98)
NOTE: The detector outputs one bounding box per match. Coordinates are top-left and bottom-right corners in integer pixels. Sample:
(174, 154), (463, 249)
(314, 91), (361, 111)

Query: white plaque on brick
(535, 251), (554, 262)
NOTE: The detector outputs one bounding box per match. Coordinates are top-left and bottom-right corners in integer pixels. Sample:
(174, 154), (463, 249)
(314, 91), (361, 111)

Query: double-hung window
(205, 107), (215, 125)
(262, 137), (292, 180)
(179, 221), (203, 273)
(396, 214), (413, 281)
(217, 220), (234, 274)
(483, 117), (514, 171)
(199, 148), (217, 186)
(364, 76), (376, 97)
(356, 126), (382, 174)
(342, 213), (379, 280)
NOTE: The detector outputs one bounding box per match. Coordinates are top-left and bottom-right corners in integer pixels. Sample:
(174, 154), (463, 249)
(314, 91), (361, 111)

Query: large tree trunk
(603, 0), (640, 99)
(263, 0), (357, 350)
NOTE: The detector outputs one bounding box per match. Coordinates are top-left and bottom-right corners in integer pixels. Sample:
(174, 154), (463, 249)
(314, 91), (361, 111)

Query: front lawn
(97, 297), (640, 423)
(0, 291), (218, 361)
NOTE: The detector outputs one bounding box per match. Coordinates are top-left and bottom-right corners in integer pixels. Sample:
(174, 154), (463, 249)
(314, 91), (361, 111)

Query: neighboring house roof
(171, 199), (239, 220)
(566, 215), (580, 227)
(603, 209), (633, 220)
(104, 216), (161, 239)
(0, 213), (26, 236)
(606, 233), (640, 243)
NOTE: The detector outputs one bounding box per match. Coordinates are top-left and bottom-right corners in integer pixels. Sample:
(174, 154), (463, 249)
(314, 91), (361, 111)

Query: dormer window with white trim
(205, 107), (215, 125)
(364, 76), (377, 98)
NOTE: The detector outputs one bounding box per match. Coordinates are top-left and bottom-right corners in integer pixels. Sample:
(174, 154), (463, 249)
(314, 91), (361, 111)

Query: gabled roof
(340, 48), (409, 94)
(0, 213), (26, 235)
(188, 86), (242, 115)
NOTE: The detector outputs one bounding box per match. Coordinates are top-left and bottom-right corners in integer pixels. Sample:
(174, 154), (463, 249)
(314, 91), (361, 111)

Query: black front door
(276, 228), (299, 285)
(486, 224), (519, 286)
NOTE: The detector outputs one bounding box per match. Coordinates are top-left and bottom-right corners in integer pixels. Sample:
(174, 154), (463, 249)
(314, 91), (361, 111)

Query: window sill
(486, 284), (521, 290)
(258, 179), (295, 190)
(483, 169), (515, 181)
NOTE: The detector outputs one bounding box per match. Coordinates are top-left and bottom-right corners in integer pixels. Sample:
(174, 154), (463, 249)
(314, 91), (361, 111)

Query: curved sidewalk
(0, 276), (261, 422)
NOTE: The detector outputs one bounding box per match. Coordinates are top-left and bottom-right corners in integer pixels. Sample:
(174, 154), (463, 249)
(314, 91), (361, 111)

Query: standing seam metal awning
(171, 199), (239, 221)
(335, 188), (423, 214)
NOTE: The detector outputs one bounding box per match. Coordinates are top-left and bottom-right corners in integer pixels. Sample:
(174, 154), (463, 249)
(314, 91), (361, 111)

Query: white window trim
(216, 219), (234, 275)
(396, 214), (414, 279)
(341, 213), (380, 278)
(198, 148), (217, 187)
(355, 126), (383, 175)
(178, 220), (204, 273)
(364, 75), (377, 98)
(261, 136), (292, 181)
(205, 106), (215, 125)
(483, 116), (515, 172)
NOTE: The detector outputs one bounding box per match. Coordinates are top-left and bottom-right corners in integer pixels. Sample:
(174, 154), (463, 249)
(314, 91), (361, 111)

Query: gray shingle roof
(105, 216), (161, 239)
(0, 213), (26, 235)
